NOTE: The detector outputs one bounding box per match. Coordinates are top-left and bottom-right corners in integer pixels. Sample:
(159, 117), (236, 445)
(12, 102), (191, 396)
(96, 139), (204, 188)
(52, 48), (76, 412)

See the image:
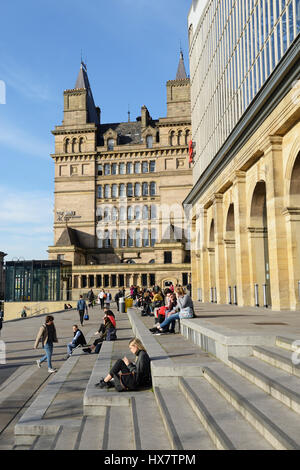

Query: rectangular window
(149, 160), (156, 172)
(164, 251), (172, 264)
(111, 163), (118, 175)
(134, 162), (141, 173)
(142, 161), (149, 173)
(182, 273), (188, 286)
(96, 275), (102, 288)
(119, 163), (126, 175)
(97, 185), (102, 199)
(141, 274), (148, 287)
(104, 164), (110, 175)
(97, 164), (103, 176)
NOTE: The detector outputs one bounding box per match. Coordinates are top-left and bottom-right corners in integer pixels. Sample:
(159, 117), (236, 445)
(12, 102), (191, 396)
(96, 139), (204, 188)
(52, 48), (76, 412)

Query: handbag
(84, 313), (89, 320)
(179, 307), (193, 319)
(119, 371), (136, 391)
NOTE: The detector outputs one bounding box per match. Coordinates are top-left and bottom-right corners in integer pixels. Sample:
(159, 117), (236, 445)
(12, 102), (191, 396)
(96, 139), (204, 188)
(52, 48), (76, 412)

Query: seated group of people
(149, 286), (195, 335)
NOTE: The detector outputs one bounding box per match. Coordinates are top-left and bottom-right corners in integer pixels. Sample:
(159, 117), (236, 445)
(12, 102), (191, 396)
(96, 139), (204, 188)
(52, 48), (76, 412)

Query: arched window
(111, 229), (118, 248)
(169, 131), (175, 146)
(185, 130), (190, 145)
(119, 184), (126, 197)
(135, 183), (141, 197)
(151, 204), (157, 219)
(104, 184), (110, 198)
(107, 138), (114, 150)
(128, 229), (134, 247)
(104, 230), (110, 247)
(120, 206), (126, 221)
(151, 228), (157, 247)
(142, 205), (149, 220)
(150, 182), (156, 196)
(142, 182), (149, 196)
(178, 131), (183, 146)
(128, 206), (134, 221)
(120, 229), (127, 247)
(65, 138), (70, 153)
(127, 183), (133, 197)
(143, 228), (149, 247)
(135, 205), (141, 220)
(72, 138), (77, 153)
(111, 184), (118, 198)
(112, 206), (118, 221)
(79, 137), (84, 152)
(136, 228), (142, 247)
(146, 135), (153, 148)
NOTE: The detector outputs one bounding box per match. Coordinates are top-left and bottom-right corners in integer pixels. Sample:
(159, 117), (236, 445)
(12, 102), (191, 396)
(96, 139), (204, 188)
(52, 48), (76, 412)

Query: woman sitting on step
(83, 310), (117, 354)
(95, 337), (152, 392)
(151, 287), (194, 334)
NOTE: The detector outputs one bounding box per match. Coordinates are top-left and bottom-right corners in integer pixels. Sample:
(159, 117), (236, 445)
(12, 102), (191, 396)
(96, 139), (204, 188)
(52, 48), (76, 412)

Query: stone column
(213, 193), (226, 303)
(264, 136), (290, 310)
(199, 208), (210, 302)
(232, 171), (252, 306)
(283, 207), (300, 310)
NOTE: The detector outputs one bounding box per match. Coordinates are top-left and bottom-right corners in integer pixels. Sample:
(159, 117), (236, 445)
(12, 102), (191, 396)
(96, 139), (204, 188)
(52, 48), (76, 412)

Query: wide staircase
(7, 307), (300, 450)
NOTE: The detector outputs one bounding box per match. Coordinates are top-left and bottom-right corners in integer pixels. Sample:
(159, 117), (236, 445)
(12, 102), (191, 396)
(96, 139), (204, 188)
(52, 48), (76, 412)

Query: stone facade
(186, 1), (300, 311)
(48, 58), (193, 295)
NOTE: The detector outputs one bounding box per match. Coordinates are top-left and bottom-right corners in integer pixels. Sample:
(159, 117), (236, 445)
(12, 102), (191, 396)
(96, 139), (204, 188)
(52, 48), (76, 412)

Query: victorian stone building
(48, 53), (193, 296)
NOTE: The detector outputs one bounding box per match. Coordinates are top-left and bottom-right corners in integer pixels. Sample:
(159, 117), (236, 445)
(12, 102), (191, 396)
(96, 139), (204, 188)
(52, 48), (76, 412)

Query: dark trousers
(109, 359), (131, 392)
(100, 298), (105, 309)
(78, 310), (84, 325)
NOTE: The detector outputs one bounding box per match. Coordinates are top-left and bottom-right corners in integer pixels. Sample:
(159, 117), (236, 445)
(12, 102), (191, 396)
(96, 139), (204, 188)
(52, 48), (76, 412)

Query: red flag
(188, 140), (194, 163)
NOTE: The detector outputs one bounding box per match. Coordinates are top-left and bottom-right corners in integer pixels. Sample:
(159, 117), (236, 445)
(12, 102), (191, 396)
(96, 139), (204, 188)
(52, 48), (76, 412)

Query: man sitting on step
(65, 325), (87, 359)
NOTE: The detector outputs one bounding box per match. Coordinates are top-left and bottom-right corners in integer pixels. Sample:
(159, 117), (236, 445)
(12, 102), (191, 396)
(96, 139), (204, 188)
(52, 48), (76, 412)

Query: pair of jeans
(67, 343), (76, 356)
(40, 342), (53, 369)
(159, 312), (180, 331)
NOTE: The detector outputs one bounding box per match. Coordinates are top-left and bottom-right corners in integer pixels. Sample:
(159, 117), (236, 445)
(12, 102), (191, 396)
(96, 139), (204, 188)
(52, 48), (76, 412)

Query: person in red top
(83, 309), (117, 354)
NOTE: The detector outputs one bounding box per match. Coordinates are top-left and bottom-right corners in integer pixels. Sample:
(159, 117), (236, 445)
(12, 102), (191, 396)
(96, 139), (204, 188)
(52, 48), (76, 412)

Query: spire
(176, 50), (187, 80)
(74, 62), (100, 125)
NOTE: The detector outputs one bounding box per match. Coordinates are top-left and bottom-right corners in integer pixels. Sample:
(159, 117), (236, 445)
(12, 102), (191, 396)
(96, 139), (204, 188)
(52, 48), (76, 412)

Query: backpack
(107, 327), (117, 341)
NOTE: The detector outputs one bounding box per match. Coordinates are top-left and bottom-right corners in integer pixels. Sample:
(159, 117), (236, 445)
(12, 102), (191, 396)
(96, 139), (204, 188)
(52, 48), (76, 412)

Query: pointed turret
(176, 50), (187, 80)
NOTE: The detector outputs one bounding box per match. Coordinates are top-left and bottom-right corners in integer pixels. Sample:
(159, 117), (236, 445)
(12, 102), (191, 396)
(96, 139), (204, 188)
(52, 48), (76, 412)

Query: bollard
(233, 286), (237, 305)
(228, 286), (232, 304)
(263, 284), (268, 308)
(119, 297), (125, 313)
(254, 284), (259, 307)
(210, 288), (214, 303)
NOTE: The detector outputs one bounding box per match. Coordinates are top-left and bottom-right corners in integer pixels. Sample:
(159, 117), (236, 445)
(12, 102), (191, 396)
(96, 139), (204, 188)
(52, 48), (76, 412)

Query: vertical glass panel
(119, 184), (126, 197)
(288, 1), (294, 43)
(266, 40), (270, 77)
(142, 161), (149, 173)
(127, 162), (133, 174)
(97, 185), (102, 199)
(127, 183), (133, 197)
(119, 163), (126, 175)
(104, 184), (110, 198)
(134, 162), (141, 173)
(296, 0), (300, 34)
(111, 163), (118, 175)
(111, 184), (118, 198)
(136, 229), (141, 247)
(142, 182), (149, 196)
(282, 12), (288, 53)
(271, 31), (276, 69)
(277, 22), (282, 60)
(134, 182), (141, 197)
(149, 160), (156, 172)
(104, 163), (110, 175)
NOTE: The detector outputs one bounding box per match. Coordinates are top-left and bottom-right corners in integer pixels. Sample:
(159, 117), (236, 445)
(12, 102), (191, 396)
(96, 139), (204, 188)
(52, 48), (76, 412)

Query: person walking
(98, 289), (105, 310)
(34, 315), (58, 374)
(105, 290), (112, 308)
(87, 289), (95, 309)
(77, 295), (87, 326)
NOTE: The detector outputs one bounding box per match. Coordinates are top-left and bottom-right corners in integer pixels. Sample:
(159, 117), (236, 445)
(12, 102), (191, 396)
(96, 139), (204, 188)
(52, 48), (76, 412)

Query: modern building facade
(48, 54), (193, 296)
(186, 0), (300, 310)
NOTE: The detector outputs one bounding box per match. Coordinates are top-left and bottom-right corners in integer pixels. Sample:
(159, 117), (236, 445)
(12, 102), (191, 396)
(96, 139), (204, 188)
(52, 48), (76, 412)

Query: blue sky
(0, 0), (191, 260)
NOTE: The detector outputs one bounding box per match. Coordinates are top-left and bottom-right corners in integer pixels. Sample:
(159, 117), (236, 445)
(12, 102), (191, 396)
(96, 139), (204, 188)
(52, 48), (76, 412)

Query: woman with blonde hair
(153, 286), (194, 334)
(95, 337), (151, 391)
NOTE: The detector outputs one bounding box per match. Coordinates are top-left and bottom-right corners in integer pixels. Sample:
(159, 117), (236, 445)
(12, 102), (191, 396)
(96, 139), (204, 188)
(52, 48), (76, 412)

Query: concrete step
(75, 416), (106, 450)
(228, 356), (300, 414)
(31, 434), (57, 450)
(276, 336), (298, 352)
(102, 405), (135, 450)
(178, 377), (272, 450)
(154, 386), (215, 450)
(253, 345), (300, 378)
(203, 364), (300, 449)
(53, 426), (80, 450)
(131, 394), (170, 450)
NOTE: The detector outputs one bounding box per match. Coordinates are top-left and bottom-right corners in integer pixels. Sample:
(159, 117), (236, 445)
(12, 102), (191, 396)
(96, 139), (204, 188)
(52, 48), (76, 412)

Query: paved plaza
(0, 302), (300, 450)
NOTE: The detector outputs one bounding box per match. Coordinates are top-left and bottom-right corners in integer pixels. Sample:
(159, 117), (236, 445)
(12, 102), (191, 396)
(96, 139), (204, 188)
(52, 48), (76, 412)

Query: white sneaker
(36, 360), (41, 368)
(48, 368), (56, 374)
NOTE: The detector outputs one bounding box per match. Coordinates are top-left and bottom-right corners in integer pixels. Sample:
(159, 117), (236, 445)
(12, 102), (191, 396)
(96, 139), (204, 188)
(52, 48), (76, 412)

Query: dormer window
(108, 138), (114, 150)
(146, 135), (153, 148)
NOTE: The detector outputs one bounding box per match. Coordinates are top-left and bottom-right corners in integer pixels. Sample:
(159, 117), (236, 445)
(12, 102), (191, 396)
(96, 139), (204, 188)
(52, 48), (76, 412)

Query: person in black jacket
(95, 338), (152, 391)
(65, 325), (86, 358)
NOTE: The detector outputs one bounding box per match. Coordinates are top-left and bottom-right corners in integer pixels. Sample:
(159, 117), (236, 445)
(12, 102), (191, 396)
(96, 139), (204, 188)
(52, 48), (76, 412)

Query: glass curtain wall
(190, 0), (300, 172)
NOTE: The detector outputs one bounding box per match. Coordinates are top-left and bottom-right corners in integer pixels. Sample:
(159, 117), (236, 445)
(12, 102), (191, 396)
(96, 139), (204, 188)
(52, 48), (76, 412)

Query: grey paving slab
(77, 416), (105, 450)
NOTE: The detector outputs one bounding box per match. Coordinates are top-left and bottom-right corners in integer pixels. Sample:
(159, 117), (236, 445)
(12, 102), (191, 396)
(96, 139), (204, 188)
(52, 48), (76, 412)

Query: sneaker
(95, 379), (111, 389)
(48, 368), (56, 374)
(36, 360), (41, 368)
(83, 348), (92, 354)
